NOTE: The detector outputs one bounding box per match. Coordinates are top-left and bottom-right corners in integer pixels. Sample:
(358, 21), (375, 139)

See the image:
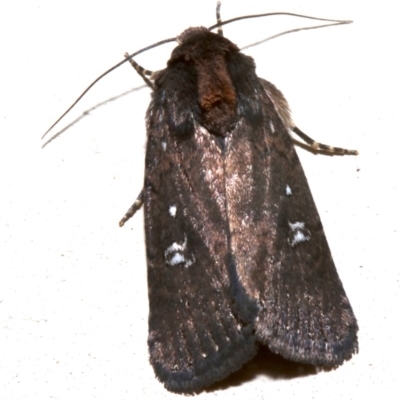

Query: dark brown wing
(225, 78), (358, 366)
(143, 66), (258, 393)
(143, 28), (357, 393)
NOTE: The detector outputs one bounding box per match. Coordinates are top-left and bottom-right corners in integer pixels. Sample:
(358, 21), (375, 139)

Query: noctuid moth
(43, 2), (358, 394)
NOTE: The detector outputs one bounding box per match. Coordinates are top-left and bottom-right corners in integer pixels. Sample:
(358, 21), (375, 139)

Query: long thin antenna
(42, 37), (174, 139)
(216, 2), (223, 36)
(240, 21), (350, 51)
(43, 11), (351, 140)
(208, 12), (351, 31)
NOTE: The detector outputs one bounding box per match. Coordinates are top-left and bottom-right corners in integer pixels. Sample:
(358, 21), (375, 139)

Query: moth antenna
(124, 53), (155, 89)
(41, 86), (144, 149)
(42, 37), (175, 139)
(208, 12), (352, 31)
(43, 10), (352, 140)
(292, 126), (358, 155)
(241, 21), (351, 51)
(216, 1), (223, 36)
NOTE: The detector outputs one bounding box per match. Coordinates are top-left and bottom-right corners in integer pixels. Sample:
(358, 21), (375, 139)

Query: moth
(44, 3), (358, 394)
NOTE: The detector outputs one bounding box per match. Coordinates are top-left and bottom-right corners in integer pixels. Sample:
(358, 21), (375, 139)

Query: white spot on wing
(269, 120), (275, 133)
(288, 221), (311, 247)
(169, 205), (177, 217)
(161, 141), (167, 151)
(292, 231), (308, 245)
(286, 184), (292, 196)
(170, 253), (185, 265)
(289, 221), (305, 231)
(165, 239), (186, 255)
(164, 235), (196, 268)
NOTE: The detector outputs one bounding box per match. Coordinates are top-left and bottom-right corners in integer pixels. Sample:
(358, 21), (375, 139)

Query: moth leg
(293, 126), (358, 155)
(262, 79), (358, 155)
(123, 52), (155, 89)
(119, 189), (144, 227)
(216, 1), (223, 36)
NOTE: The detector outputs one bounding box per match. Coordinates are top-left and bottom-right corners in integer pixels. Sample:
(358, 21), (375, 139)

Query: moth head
(42, 7), (351, 141)
(172, 27), (239, 64)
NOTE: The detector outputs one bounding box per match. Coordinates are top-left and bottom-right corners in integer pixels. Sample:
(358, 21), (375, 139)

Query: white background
(0, 0), (398, 398)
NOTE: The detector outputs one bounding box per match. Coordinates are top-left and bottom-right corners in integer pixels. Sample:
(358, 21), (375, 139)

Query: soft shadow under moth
(43, 2), (358, 394)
